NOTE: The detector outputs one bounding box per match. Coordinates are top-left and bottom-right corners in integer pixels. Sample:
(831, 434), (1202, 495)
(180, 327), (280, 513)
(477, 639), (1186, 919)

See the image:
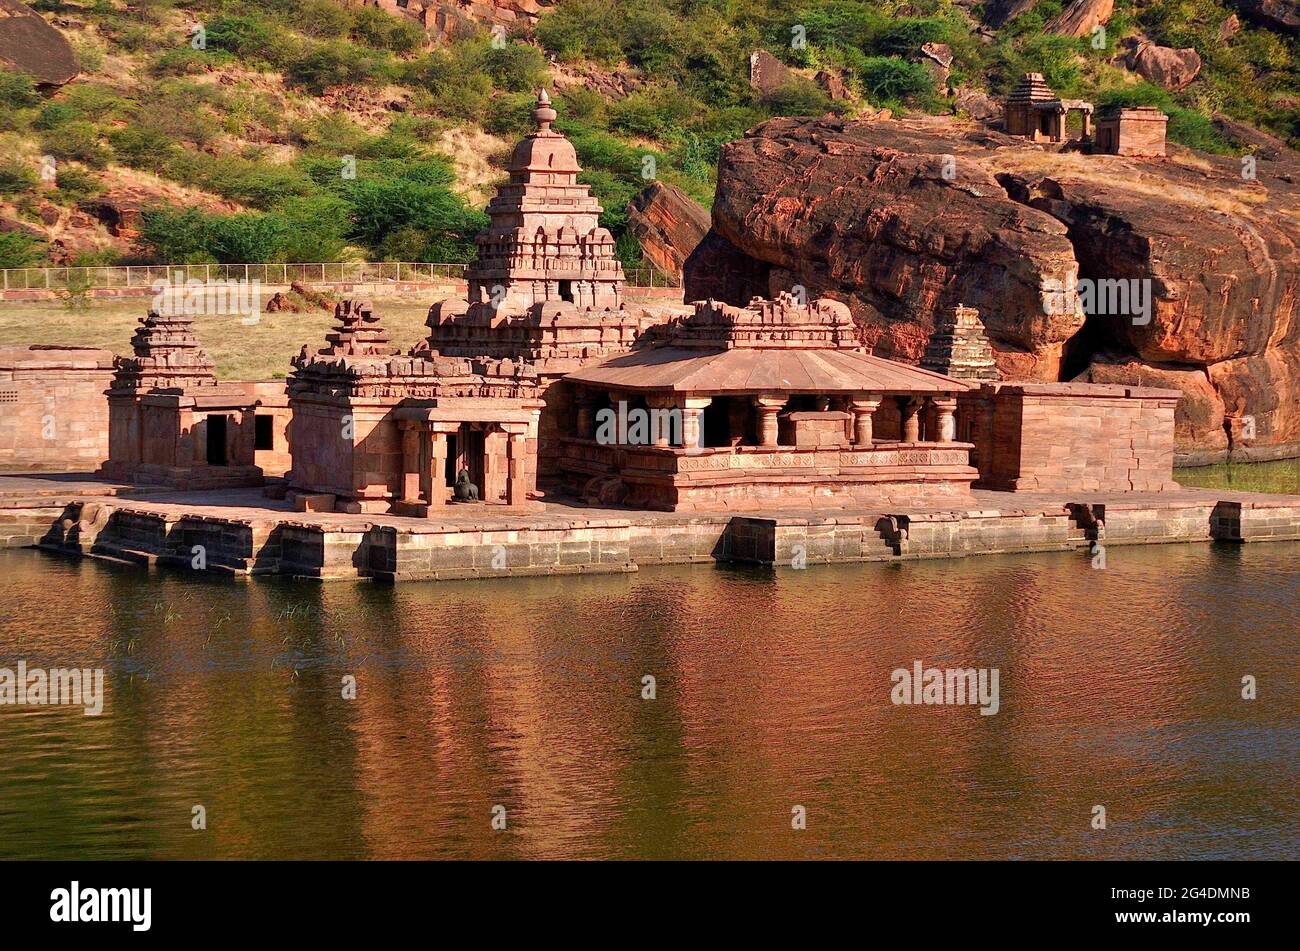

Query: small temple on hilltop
(1002, 73), (1167, 158)
(87, 89), (1180, 516)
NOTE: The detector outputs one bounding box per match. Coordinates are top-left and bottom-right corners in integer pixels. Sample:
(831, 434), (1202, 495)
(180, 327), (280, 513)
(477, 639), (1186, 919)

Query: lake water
(1, 535), (1296, 860)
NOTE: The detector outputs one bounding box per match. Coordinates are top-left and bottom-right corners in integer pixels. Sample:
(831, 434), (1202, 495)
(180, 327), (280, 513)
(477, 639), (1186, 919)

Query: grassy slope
(1, 0), (1299, 272)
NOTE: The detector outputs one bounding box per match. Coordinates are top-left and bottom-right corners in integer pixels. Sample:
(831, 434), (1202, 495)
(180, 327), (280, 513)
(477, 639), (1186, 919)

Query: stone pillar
(899, 397), (921, 443)
(680, 397), (711, 450)
(427, 426), (451, 505)
(483, 428), (508, 503)
(399, 421), (421, 503)
(850, 397), (882, 446)
(754, 396), (785, 447)
(647, 394), (675, 447)
(575, 389), (595, 440)
(505, 427), (532, 506)
(1080, 109), (1092, 141)
(933, 397), (957, 443)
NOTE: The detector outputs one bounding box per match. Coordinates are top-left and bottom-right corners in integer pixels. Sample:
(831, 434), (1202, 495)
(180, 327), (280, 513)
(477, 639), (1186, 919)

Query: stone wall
(0, 346), (114, 471)
(958, 382), (1180, 492)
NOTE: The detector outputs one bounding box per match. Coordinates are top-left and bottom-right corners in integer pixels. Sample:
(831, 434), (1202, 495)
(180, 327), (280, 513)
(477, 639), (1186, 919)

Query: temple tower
(922, 304), (1000, 381)
(112, 309), (217, 391)
(466, 89), (624, 313)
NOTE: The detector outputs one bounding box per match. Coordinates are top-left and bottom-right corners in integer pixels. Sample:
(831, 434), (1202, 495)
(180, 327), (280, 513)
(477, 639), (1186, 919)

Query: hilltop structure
(1003, 72), (1168, 157)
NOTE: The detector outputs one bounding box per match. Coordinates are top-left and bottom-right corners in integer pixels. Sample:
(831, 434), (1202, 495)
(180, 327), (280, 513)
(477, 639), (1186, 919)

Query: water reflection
(0, 542), (1296, 860)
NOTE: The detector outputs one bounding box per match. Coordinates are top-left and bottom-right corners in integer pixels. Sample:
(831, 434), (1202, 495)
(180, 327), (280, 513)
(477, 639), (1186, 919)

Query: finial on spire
(533, 88), (556, 132)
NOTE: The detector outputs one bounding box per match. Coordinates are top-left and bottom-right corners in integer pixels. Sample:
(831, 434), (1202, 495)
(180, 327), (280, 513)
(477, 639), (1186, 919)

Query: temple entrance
(559, 280), (574, 303)
(206, 415), (228, 466)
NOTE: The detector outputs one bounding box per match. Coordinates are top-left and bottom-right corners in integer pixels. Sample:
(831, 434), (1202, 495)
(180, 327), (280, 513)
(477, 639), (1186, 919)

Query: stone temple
(73, 90), (1181, 516)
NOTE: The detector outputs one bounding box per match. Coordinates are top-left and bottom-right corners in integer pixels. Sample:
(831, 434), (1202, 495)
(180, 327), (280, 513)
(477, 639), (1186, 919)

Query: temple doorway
(206, 415), (228, 466)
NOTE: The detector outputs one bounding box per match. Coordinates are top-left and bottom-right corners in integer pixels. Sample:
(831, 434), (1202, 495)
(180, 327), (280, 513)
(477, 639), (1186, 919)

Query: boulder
(983, 0), (1041, 27)
(814, 69), (850, 102)
(0, 0), (78, 87)
(1044, 0), (1114, 38)
(917, 42), (953, 88)
(684, 113), (1300, 457)
(1126, 40), (1202, 91)
(1230, 0), (1300, 35)
(1219, 14), (1242, 40)
(626, 181), (710, 280)
(749, 49), (789, 98)
(953, 87), (1003, 123)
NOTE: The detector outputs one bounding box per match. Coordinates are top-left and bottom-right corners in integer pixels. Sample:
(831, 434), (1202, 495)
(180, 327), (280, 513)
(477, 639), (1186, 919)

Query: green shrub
(41, 121), (111, 168)
(286, 41), (382, 94)
(768, 77), (838, 117)
(55, 166), (102, 201)
(472, 41), (549, 93)
(0, 232), (45, 269)
(0, 160), (38, 196)
(0, 73), (39, 113)
(349, 6), (424, 53)
(859, 56), (934, 105)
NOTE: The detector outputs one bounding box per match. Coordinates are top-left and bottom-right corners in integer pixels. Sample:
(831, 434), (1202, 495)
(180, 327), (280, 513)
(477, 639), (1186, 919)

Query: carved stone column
(399, 420), (421, 503)
(680, 397), (711, 450)
(933, 397), (958, 443)
(754, 396), (785, 447)
(646, 394), (676, 448)
(850, 396), (882, 446)
(899, 396), (922, 443)
(574, 389), (595, 440)
(427, 425), (454, 506)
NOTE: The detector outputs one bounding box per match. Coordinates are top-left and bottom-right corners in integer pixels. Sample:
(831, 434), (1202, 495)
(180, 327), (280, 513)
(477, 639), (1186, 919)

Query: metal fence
(0, 262), (681, 291)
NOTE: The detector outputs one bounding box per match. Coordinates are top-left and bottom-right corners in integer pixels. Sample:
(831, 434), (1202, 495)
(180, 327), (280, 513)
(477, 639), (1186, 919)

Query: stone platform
(3, 473), (1300, 582)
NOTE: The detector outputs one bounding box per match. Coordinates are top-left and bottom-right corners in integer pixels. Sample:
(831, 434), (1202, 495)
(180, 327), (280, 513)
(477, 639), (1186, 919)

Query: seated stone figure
(453, 468), (479, 502)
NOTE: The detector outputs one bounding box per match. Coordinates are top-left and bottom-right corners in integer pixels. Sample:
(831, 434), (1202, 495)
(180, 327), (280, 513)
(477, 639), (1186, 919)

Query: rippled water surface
(0, 542), (1296, 860)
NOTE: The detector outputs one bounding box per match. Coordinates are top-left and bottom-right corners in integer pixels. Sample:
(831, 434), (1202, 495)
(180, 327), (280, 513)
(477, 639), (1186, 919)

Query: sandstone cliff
(684, 115), (1300, 461)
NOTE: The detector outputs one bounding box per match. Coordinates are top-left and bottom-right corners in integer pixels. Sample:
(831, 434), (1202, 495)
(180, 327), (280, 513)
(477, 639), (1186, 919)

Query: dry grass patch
(0, 292), (435, 380)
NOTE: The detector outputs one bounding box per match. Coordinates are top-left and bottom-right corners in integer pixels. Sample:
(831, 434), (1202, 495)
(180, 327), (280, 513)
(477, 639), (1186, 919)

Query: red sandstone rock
(685, 116), (1086, 372)
(626, 182), (709, 280)
(683, 113), (1300, 458)
(1126, 41), (1202, 91)
(1231, 0), (1300, 34)
(1044, 0), (1114, 37)
(814, 70), (850, 102)
(0, 0), (78, 87)
(953, 87), (1003, 123)
(749, 49), (789, 98)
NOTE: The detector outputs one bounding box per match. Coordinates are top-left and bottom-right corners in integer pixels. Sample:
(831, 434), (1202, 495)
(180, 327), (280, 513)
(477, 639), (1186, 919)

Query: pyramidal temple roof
(566, 295), (970, 395)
